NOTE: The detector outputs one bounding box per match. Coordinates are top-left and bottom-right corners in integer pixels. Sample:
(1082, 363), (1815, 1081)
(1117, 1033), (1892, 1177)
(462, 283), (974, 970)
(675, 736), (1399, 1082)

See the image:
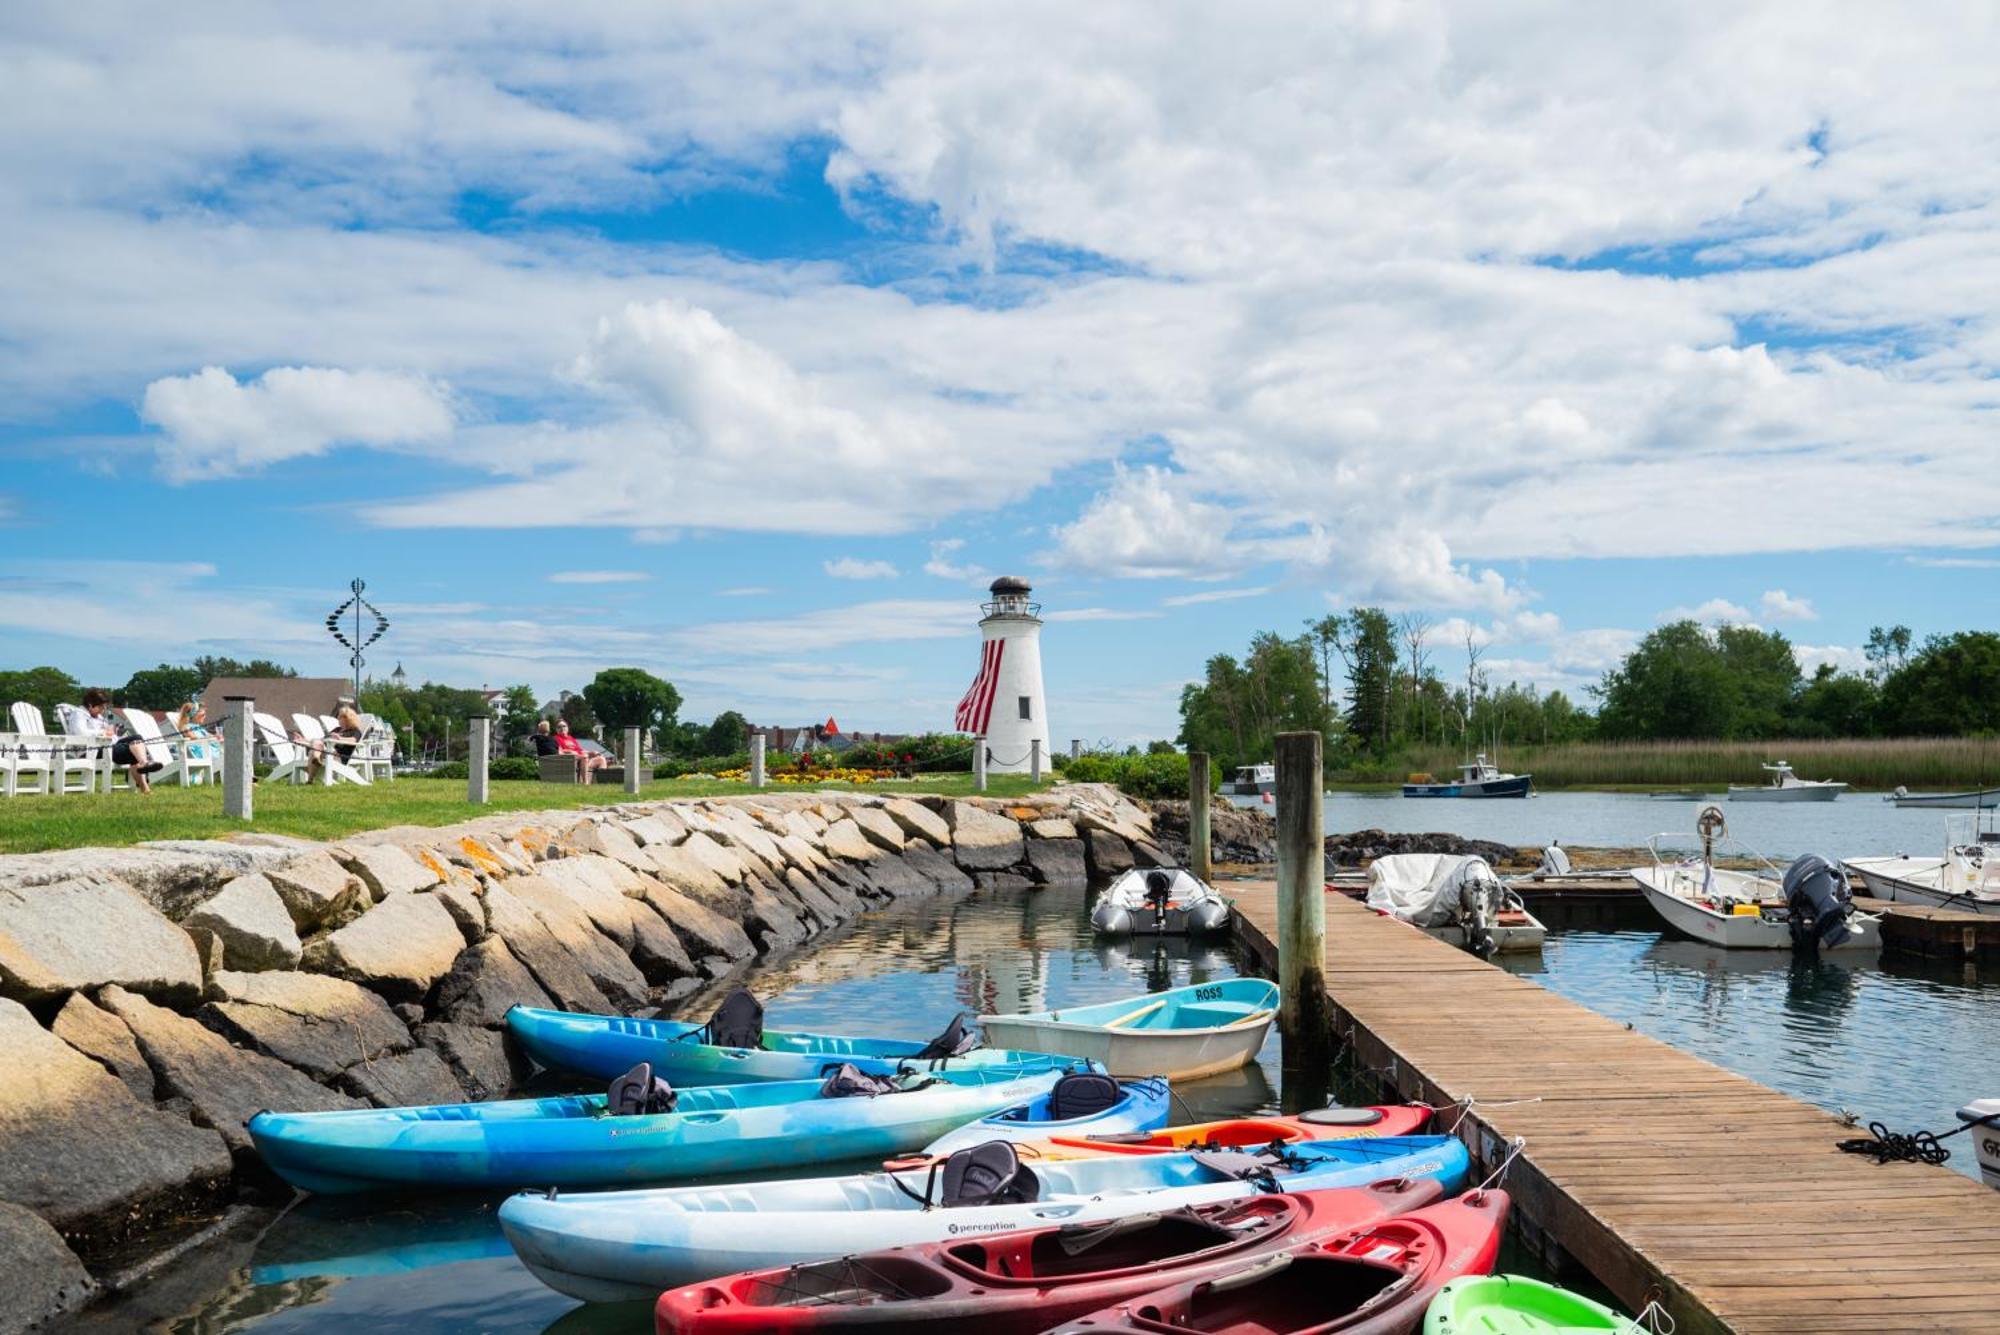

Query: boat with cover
(499, 1134), (1471, 1301)
(1728, 761), (1846, 802)
(1045, 1189), (1508, 1334)
(903, 1105), (1434, 1169)
(976, 978), (1278, 1080)
(248, 1062), (1071, 1194)
(1222, 764), (1276, 797)
(653, 1178), (1446, 1334)
(1886, 785), (2000, 810)
(1366, 854), (1546, 954)
(1629, 807), (1880, 952)
(1424, 1274), (1644, 1333)
(1091, 869), (1232, 937)
(918, 1073), (1170, 1157)
(507, 992), (1076, 1086)
(1402, 754), (1531, 799)
(1843, 813), (2000, 915)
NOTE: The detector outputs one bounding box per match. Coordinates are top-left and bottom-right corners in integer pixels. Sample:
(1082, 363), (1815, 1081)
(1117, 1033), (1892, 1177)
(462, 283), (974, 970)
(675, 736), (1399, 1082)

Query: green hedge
(1064, 751), (1219, 800)
(428, 757), (540, 782)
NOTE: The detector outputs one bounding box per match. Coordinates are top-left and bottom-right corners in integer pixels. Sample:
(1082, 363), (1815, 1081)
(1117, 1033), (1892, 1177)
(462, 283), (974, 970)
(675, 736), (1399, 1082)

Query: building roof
(198, 677), (352, 725)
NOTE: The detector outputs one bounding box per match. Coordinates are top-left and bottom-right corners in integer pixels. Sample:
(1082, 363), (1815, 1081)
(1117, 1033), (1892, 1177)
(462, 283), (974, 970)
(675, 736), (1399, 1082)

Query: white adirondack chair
(256, 713), (312, 784)
(0, 720), (28, 797)
(14, 702), (96, 794)
(119, 707), (214, 787)
(289, 712), (371, 786)
(356, 713), (397, 782)
(57, 702), (138, 793)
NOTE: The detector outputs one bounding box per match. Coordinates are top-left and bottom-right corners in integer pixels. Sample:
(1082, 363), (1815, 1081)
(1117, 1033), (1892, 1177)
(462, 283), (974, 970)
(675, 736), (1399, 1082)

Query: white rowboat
(976, 978), (1277, 1080)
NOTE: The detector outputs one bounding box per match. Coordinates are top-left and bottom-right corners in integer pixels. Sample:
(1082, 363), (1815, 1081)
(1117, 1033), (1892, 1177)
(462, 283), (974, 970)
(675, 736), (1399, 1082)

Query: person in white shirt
(60, 688), (159, 794)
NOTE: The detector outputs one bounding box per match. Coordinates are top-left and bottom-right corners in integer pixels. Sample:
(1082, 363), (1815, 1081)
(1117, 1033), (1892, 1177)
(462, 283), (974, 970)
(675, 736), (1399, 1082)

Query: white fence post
(468, 715), (490, 804)
(224, 696), (254, 821)
(1030, 738), (1043, 783)
(750, 733), (767, 788)
(973, 735), (988, 792)
(624, 726), (642, 795)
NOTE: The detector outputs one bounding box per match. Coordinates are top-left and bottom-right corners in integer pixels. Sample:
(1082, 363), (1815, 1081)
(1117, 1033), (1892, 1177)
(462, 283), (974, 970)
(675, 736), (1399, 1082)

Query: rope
(1836, 1110), (2000, 1165)
(1469, 1136), (1527, 1194)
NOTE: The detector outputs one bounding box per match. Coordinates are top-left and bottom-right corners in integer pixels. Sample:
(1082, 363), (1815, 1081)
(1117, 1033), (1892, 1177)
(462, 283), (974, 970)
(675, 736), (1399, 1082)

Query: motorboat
(1843, 814), (2000, 914)
(1728, 761), (1845, 802)
(1090, 868), (1231, 936)
(1959, 1100), (2000, 1190)
(1886, 785), (2000, 810)
(1365, 853), (1546, 953)
(1221, 763), (1274, 797)
(1629, 807), (1880, 951)
(1402, 753), (1532, 799)
(976, 978), (1278, 1080)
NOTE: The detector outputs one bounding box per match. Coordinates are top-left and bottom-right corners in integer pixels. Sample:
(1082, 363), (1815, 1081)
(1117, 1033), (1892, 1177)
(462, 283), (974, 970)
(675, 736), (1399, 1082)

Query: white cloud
(669, 599), (971, 655)
(1161, 585), (1273, 607)
(1758, 588), (1817, 621)
(1904, 555), (2000, 570)
(1046, 607), (1163, 622)
(139, 366), (453, 479)
(923, 539), (989, 582)
(1795, 643), (1869, 676)
(547, 570), (651, 585)
(1051, 467), (1232, 579)
(823, 557), (899, 580)
(716, 586), (773, 597)
(1660, 597), (1755, 625)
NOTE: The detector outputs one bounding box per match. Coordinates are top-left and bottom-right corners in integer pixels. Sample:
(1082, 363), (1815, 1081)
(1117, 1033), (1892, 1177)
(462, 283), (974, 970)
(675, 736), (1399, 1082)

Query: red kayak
(654, 1177), (1444, 1334)
(1043, 1189), (1509, 1334)
(884, 1109), (1434, 1172)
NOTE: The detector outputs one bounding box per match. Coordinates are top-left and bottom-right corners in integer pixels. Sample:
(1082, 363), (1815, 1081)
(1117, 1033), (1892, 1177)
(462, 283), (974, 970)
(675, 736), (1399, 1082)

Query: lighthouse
(954, 575), (1050, 774)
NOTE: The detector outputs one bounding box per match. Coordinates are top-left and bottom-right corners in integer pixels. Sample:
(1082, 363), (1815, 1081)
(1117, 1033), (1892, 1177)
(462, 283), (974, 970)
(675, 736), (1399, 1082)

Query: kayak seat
(940, 1141), (1040, 1208)
(697, 989), (764, 1049)
(908, 1012), (979, 1062)
(818, 1062), (906, 1098)
(1189, 1147), (1299, 1191)
(607, 1061), (677, 1116)
(1047, 1072), (1123, 1121)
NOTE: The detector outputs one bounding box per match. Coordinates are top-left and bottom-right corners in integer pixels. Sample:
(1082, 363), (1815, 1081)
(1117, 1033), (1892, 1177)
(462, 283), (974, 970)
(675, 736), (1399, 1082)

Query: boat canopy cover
(1366, 853), (1502, 928)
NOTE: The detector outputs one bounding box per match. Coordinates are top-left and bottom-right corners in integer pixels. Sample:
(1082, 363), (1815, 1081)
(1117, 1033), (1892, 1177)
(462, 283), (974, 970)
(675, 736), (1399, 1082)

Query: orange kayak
(885, 1106), (1430, 1170)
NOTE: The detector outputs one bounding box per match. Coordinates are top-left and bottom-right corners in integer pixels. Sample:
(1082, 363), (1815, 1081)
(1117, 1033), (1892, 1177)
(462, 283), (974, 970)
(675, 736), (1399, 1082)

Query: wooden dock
(1857, 895), (2000, 962)
(1229, 882), (2000, 1334)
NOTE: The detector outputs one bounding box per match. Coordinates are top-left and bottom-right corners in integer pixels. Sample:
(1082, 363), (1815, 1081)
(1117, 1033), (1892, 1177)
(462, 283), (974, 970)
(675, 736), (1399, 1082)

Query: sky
(2, 2), (1996, 745)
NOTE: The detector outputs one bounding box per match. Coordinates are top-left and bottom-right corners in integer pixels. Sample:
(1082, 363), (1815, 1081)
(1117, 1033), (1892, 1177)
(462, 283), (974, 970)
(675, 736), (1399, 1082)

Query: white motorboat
(1221, 763), (1274, 797)
(1728, 761), (1846, 802)
(1366, 852), (1546, 953)
(1401, 753), (1532, 799)
(1885, 785), (2000, 810)
(1843, 814), (2000, 914)
(1959, 1100), (2000, 1190)
(1090, 868), (1231, 936)
(1630, 807), (1880, 951)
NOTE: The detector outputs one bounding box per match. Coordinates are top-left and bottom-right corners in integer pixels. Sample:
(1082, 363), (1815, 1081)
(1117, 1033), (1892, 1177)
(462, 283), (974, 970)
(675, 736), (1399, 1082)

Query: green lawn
(0, 774), (1054, 854)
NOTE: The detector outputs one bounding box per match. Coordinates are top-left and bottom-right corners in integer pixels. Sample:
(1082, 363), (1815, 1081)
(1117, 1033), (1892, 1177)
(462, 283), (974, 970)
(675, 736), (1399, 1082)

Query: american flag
(954, 638), (1006, 733)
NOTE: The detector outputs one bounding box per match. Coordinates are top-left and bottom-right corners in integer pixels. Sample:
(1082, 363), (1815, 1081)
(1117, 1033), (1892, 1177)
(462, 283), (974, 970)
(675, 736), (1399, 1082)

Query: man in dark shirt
(531, 720), (561, 756)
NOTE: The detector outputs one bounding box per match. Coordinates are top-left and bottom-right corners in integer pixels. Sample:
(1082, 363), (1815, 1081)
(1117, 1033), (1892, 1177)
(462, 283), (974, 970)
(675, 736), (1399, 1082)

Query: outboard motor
(1143, 870), (1174, 932)
(1783, 854), (1856, 952)
(1538, 842), (1571, 877)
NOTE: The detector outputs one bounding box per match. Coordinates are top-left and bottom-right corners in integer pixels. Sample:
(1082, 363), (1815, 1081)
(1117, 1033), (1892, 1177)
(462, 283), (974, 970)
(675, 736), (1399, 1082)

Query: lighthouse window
(1018, 696), (1032, 720)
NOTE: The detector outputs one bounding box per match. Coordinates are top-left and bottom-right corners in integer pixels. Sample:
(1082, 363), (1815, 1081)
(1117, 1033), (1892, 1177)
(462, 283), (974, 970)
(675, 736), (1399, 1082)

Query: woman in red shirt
(554, 720), (609, 784)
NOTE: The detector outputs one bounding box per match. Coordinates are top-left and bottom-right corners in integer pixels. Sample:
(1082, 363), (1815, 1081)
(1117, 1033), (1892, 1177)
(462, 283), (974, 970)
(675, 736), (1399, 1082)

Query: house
(750, 718), (910, 755)
(197, 677), (352, 727)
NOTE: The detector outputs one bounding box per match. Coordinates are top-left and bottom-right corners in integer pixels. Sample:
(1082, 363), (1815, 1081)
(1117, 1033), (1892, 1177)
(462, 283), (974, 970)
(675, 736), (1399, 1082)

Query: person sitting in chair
(554, 719), (609, 784)
(61, 688), (160, 794)
(174, 700), (215, 765)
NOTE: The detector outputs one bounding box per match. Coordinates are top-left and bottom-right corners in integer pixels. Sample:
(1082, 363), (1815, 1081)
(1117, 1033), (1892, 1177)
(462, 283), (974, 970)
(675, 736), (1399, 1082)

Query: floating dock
(1229, 882), (2000, 1334)
(1856, 894), (2000, 962)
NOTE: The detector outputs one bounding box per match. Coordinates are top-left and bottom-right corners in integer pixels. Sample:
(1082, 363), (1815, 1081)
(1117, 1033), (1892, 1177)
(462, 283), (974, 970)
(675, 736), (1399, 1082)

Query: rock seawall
(0, 783), (1164, 1333)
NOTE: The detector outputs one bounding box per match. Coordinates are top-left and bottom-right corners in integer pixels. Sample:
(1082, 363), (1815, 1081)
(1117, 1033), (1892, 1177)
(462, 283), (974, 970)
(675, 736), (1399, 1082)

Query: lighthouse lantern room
(953, 575), (1050, 774)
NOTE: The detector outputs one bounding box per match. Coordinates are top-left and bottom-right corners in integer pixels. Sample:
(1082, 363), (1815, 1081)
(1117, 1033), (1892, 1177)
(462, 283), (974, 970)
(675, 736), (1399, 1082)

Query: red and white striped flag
(954, 638), (1006, 733)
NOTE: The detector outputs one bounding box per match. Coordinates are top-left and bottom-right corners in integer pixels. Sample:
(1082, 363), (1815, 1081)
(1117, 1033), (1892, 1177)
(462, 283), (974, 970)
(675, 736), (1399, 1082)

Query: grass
(0, 773), (1054, 855)
(1347, 737), (2000, 790)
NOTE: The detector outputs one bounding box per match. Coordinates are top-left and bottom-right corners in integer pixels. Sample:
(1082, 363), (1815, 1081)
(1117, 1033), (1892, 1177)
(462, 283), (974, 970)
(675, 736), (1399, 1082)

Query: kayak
(1425, 1274), (1644, 1333)
(920, 1074), (1172, 1157)
(507, 1005), (1081, 1086)
(654, 1177), (1445, 1333)
(500, 1135), (1471, 1302)
(894, 1106), (1434, 1170)
(248, 1066), (1067, 1194)
(976, 979), (1279, 1080)
(1046, 1189), (1509, 1334)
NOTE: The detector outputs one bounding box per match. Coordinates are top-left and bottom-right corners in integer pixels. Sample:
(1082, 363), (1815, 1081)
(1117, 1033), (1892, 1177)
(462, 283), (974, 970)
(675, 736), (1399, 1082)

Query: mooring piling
(223, 695), (253, 820)
(1189, 749), (1212, 883)
(467, 714), (490, 804)
(1274, 730), (1330, 1070)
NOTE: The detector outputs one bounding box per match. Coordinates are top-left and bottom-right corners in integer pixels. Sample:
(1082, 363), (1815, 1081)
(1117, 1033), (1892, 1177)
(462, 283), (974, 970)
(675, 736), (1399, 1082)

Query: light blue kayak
(501, 1134), (1471, 1301)
(977, 977), (1280, 1079)
(918, 1074), (1172, 1158)
(506, 1005), (1083, 1086)
(247, 1066), (1068, 1194)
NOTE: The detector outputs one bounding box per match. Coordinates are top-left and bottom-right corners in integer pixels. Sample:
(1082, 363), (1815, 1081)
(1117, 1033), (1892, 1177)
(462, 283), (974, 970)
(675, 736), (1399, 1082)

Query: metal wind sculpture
(325, 578), (390, 701)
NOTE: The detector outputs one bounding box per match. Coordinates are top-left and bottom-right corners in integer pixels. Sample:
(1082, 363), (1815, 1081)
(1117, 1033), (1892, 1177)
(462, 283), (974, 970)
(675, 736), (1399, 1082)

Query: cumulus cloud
(139, 366), (453, 479)
(1051, 467), (1233, 579)
(547, 570), (651, 584)
(823, 557), (899, 580)
(1794, 643), (1869, 676)
(1758, 589), (1817, 621)
(1660, 597), (1755, 625)
(924, 540), (988, 582)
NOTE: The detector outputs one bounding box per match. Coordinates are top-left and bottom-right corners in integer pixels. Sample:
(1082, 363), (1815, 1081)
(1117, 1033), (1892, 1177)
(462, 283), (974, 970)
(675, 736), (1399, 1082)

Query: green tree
(557, 691), (598, 737)
(1878, 632), (2000, 735)
(191, 656), (297, 686)
(1863, 625), (1913, 681)
(1335, 609), (1399, 754)
(1178, 631), (1334, 769)
(499, 684), (541, 755)
(1794, 665), (1880, 737)
(1715, 624), (1800, 738)
(116, 663), (205, 710)
(582, 668), (681, 746)
(1593, 621), (1739, 739)
(701, 710), (750, 756)
(0, 666), (82, 720)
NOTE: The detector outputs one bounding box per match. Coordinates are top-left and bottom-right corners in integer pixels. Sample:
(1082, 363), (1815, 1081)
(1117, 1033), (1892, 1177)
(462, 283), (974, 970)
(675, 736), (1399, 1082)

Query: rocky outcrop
(1321, 828), (1516, 868)
(300, 891), (465, 1002)
(0, 878), (202, 1004)
(181, 875), (302, 972)
(333, 844), (439, 899)
(202, 971), (411, 1080)
(265, 852), (371, 932)
(0, 1201), (95, 1330)
(50, 991), (154, 1102)
(945, 801), (1027, 870)
(434, 937), (552, 1027)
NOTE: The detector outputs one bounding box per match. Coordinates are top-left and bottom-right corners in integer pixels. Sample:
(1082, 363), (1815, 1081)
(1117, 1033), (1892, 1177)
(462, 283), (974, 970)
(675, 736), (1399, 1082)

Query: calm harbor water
(76, 876), (1996, 1331)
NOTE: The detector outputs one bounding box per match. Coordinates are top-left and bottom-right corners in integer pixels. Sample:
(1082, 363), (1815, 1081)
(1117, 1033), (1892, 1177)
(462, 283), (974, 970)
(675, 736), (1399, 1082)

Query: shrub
(429, 758), (538, 781)
(1064, 750), (1220, 800)
(654, 751), (747, 779)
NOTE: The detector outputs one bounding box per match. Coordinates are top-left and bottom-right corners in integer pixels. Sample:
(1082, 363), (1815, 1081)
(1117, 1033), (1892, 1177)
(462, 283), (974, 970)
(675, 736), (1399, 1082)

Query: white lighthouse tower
(953, 575), (1049, 774)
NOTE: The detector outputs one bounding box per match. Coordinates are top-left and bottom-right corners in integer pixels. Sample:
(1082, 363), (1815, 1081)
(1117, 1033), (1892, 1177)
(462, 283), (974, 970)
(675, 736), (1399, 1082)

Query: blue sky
(1, 5), (1995, 743)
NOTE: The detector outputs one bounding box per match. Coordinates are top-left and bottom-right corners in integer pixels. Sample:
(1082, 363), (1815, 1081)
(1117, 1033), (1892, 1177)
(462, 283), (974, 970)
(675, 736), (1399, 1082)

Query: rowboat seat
(1173, 1001), (1263, 1027)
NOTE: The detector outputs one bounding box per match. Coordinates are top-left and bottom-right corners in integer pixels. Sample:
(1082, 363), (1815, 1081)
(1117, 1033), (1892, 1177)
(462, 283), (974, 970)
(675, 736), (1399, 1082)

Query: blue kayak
(248, 1065), (1069, 1194)
(917, 1073), (1171, 1158)
(506, 1005), (1083, 1086)
(500, 1135), (1472, 1301)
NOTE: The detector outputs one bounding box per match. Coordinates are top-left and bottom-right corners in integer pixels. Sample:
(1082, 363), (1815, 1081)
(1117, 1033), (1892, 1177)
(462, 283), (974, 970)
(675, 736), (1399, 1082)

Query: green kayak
(1426, 1274), (1644, 1333)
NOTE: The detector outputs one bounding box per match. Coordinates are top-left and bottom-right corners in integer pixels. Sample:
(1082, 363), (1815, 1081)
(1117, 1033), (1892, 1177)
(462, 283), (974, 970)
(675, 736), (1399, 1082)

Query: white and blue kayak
(506, 1005), (1077, 1086)
(917, 1073), (1171, 1159)
(498, 1134), (1469, 1301)
(248, 1065), (1069, 1194)
(976, 978), (1279, 1080)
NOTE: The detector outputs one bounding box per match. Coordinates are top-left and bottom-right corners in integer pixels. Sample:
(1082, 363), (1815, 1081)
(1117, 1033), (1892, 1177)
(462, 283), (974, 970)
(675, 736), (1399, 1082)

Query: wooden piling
(1188, 750), (1212, 883)
(467, 715), (490, 804)
(223, 696), (253, 820)
(623, 726), (642, 795)
(1274, 730), (1330, 1069)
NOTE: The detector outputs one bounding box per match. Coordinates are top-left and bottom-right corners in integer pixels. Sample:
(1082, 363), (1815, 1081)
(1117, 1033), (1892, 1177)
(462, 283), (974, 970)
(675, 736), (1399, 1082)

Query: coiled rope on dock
(1837, 1109), (2000, 1166)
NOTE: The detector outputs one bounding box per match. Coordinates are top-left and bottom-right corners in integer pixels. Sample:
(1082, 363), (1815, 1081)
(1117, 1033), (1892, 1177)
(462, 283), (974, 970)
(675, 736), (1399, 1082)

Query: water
(1229, 789), (1965, 861)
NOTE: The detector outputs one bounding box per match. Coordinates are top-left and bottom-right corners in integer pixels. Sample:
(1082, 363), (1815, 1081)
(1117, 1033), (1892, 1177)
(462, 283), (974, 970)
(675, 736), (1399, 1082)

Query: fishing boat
(1222, 763), (1275, 797)
(1090, 868), (1232, 936)
(247, 1064), (1071, 1194)
(1887, 785), (2000, 810)
(1425, 1275), (1645, 1333)
(1402, 753), (1532, 799)
(499, 1135), (1471, 1301)
(652, 1178), (1445, 1334)
(917, 1074), (1171, 1157)
(1843, 814), (2000, 914)
(506, 1001), (1074, 1086)
(899, 1105), (1434, 1169)
(975, 978), (1278, 1080)
(1045, 1190), (1509, 1334)
(1629, 807), (1880, 951)
(1959, 1100), (2000, 1191)
(1728, 761), (1846, 802)
(1366, 853), (1546, 953)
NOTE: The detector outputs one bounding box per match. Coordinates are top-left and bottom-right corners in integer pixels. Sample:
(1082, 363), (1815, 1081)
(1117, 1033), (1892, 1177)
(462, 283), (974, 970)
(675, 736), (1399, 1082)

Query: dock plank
(1228, 880), (2000, 1334)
